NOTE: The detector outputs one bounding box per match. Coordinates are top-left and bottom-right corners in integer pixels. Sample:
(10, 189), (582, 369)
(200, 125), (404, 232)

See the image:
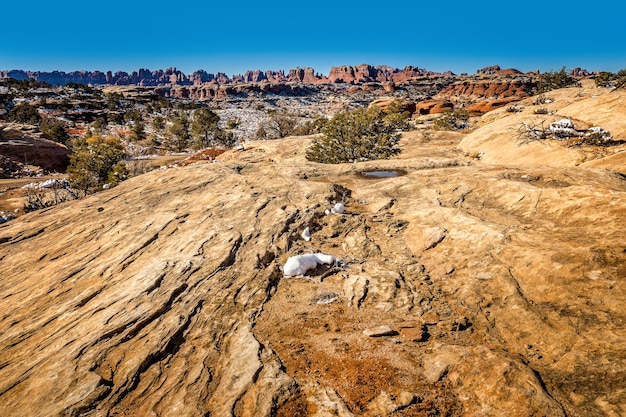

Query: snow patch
(283, 253), (336, 277)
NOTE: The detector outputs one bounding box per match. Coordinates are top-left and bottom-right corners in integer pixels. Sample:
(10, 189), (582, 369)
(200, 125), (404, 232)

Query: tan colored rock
(459, 85), (626, 170)
(414, 99), (454, 115)
(368, 97), (416, 114)
(399, 326), (426, 342)
(363, 325), (396, 337)
(1, 94), (625, 417)
(0, 123), (71, 174)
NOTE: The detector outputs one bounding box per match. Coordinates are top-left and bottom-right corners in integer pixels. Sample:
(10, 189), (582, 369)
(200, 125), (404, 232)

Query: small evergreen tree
(537, 67), (579, 93)
(164, 112), (192, 152)
(7, 103), (41, 125)
(40, 119), (70, 144)
(433, 109), (470, 131)
(67, 136), (127, 195)
(306, 107), (401, 164)
(191, 108), (220, 148)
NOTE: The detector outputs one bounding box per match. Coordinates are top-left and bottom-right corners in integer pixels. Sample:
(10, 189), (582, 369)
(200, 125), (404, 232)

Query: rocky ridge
(1, 85), (625, 416)
(0, 65), (456, 87)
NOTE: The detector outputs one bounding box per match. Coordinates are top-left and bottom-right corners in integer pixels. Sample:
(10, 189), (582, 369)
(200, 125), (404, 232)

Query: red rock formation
(465, 97), (523, 115)
(476, 65), (523, 76)
(287, 67), (328, 83)
(414, 100), (454, 115)
(571, 67), (591, 77)
(0, 123), (71, 174)
(1, 64), (450, 88)
(439, 79), (535, 100)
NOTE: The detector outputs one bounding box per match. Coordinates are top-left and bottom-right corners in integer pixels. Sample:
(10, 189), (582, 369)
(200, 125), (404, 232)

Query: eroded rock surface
(0, 123), (71, 176)
(1, 99), (625, 415)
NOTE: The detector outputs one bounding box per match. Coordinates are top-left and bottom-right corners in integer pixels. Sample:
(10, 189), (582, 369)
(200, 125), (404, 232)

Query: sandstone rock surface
(459, 82), (626, 171)
(1, 91), (625, 416)
(0, 123), (71, 175)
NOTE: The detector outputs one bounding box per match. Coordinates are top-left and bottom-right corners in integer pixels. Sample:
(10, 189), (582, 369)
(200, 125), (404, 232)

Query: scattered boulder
(369, 97), (416, 114)
(363, 325), (397, 337)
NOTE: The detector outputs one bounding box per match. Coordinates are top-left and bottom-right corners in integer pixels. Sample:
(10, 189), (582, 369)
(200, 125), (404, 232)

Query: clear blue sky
(2, 1), (624, 76)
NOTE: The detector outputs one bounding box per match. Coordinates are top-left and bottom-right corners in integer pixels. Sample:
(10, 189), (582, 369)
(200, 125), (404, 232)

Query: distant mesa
(475, 65), (522, 76)
(0, 64), (466, 87)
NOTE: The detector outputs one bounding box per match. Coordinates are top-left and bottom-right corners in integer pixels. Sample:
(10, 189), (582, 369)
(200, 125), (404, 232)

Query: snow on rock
(21, 179), (69, 190)
(0, 213), (17, 224)
(586, 127), (613, 142)
(331, 203), (345, 214)
(283, 253), (336, 277)
(301, 226), (311, 242)
(548, 119), (581, 139)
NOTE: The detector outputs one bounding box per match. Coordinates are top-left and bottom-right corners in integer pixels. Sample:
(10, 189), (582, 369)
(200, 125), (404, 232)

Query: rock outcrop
(459, 81), (626, 170)
(1, 64), (449, 87)
(1, 85), (625, 415)
(414, 99), (454, 115)
(476, 65), (523, 76)
(438, 78), (535, 101)
(0, 123), (71, 175)
(327, 64), (440, 84)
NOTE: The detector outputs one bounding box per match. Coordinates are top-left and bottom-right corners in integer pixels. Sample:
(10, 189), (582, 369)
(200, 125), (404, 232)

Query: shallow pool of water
(360, 170), (406, 178)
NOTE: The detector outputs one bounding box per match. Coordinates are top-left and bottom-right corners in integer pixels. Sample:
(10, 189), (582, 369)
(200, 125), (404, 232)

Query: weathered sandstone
(0, 123), (71, 175)
(1, 85), (625, 416)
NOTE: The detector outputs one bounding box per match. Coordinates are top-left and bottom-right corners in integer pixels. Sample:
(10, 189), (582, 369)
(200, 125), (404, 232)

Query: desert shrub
(23, 179), (77, 212)
(532, 94), (554, 105)
(515, 119), (616, 146)
(7, 103), (41, 125)
(537, 67), (580, 93)
(190, 108), (236, 149)
(68, 135), (127, 195)
(595, 71), (617, 88)
(255, 112), (299, 139)
(107, 162), (130, 186)
(534, 107), (549, 115)
(292, 116), (328, 136)
(226, 117), (240, 129)
(40, 118), (70, 144)
(377, 99), (413, 130)
(433, 109), (470, 131)
(612, 69), (626, 91)
(305, 107), (401, 164)
(163, 112), (192, 151)
(506, 104), (523, 113)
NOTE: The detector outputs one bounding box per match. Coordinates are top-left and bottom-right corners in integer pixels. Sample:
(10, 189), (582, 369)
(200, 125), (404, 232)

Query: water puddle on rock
(359, 170), (407, 179)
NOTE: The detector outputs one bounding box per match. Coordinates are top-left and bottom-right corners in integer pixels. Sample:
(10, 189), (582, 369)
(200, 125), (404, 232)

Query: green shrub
(537, 67), (580, 93)
(7, 103), (41, 125)
(433, 109), (470, 131)
(305, 107), (401, 163)
(68, 136), (127, 195)
(595, 71), (616, 88)
(40, 119), (69, 144)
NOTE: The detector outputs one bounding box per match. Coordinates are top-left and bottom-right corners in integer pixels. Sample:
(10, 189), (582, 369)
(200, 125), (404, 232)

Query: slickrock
(1, 86), (626, 416)
(0, 123), (71, 174)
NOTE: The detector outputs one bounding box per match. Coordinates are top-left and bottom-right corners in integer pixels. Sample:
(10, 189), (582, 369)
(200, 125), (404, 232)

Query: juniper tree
(305, 107), (401, 163)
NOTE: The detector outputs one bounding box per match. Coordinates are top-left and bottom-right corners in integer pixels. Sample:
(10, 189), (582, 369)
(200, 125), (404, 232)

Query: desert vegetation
(515, 119), (618, 147)
(305, 106), (405, 163)
(536, 67), (580, 93)
(67, 135), (128, 195)
(433, 109), (470, 131)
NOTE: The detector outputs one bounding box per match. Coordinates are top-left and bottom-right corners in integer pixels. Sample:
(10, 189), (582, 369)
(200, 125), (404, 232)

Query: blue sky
(2, 1), (624, 76)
